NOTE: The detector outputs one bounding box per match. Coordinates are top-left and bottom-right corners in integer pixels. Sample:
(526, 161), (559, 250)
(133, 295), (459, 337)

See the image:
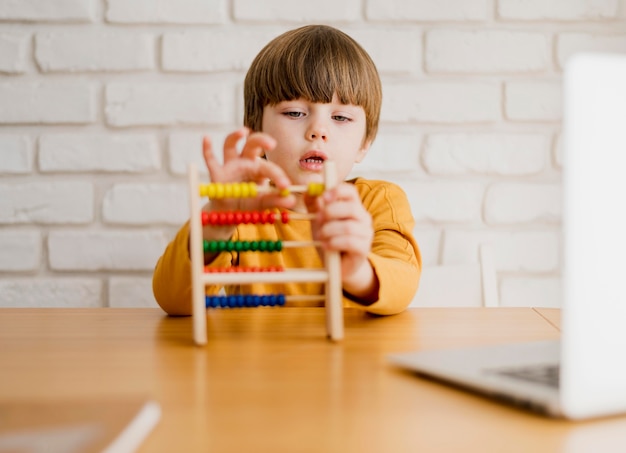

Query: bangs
(259, 34), (372, 108)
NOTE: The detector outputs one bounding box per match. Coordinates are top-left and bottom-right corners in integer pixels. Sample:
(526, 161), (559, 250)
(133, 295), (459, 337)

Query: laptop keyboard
(489, 364), (560, 388)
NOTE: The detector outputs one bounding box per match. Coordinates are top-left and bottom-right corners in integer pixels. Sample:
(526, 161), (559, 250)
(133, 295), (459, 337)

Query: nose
(306, 119), (328, 142)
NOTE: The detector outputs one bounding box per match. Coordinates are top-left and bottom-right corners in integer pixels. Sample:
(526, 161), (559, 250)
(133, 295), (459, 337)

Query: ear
(354, 140), (371, 163)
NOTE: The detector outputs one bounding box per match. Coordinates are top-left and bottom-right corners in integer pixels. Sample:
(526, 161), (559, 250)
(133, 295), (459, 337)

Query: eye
(283, 111), (305, 118)
(332, 115), (351, 122)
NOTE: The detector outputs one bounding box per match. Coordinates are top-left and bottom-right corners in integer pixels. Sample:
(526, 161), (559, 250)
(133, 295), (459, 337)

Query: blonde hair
(244, 25), (382, 145)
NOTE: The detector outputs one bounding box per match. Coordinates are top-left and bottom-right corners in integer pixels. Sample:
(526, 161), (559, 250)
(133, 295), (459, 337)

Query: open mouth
(299, 151), (327, 172)
(302, 156), (325, 164)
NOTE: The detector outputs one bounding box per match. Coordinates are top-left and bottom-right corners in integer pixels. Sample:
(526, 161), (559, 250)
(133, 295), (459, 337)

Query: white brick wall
(498, 0), (619, 20)
(0, 0), (96, 22)
(39, 134), (161, 173)
(35, 31), (156, 73)
(425, 30), (550, 73)
(0, 33), (29, 74)
(1, 0), (625, 308)
(0, 135), (33, 174)
(0, 82), (97, 124)
(0, 182), (94, 224)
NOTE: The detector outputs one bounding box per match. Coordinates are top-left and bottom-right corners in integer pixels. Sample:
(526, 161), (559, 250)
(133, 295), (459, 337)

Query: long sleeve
(152, 222), (231, 316)
(345, 179), (421, 315)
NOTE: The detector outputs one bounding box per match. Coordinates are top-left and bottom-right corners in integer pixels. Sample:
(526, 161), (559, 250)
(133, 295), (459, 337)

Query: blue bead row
(205, 294), (286, 308)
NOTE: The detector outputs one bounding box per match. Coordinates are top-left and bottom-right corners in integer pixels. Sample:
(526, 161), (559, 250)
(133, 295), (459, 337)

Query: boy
(153, 25), (421, 316)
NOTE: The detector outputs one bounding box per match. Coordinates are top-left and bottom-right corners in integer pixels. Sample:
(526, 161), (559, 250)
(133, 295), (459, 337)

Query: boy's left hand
(306, 183), (379, 302)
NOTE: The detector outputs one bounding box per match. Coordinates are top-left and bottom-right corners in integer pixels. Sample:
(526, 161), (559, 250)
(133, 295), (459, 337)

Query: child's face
(261, 94), (370, 187)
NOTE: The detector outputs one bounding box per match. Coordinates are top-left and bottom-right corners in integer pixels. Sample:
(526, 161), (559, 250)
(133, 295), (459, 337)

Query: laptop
(388, 52), (626, 419)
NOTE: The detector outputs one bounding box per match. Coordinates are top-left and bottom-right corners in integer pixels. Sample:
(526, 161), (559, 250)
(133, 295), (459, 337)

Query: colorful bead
(202, 240), (284, 253)
(199, 182), (260, 199)
(202, 210), (295, 226)
(204, 293), (287, 308)
(307, 182), (325, 196)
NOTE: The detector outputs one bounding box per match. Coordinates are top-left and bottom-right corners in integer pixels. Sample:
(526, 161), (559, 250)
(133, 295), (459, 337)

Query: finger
(241, 157), (292, 189)
(323, 183), (359, 204)
(222, 128), (249, 162)
(325, 203), (369, 225)
(202, 135), (220, 177)
(320, 219), (371, 242)
(241, 132), (276, 160)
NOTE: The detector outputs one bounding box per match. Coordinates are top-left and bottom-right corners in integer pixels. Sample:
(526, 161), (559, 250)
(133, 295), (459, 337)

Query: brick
(106, 0), (227, 24)
(162, 29), (282, 72)
(557, 33), (626, 69)
(105, 82), (233, 127)
(500, 277), (562, 308)
(413, 228), (441, 266)
(423, 133), (548, 176)
(442, 229), (560, 272)
(0, 182), (93, 224)
(484, 183), (561, 225)
(505, 81), (562, 121)
(48, 230), (168, 271)
(0, 230), (40, 271)
(102, 184), (188, 225)
(498, 0), (619, 20)
(426, 30), (550, 73)
(398, 181), (484, 223)
(366, 0), (489, 21)
(348, 28), (421, 74)
(353, 131), (423, 175)
(554, 133), (563, 169)
(0, 82), (96, 124)
(233, 0), (361, 22)
(0, 135), (33, 174)
(383, 82), (500, 123)
(0, 33), (29, 74)
(0, 0), (95, 22)
(35, 31), (155, 72)
(109, 277), (158, 308)
(0, 279), (102, 308)
(39, 134), (160, 173)
(169, 132), (226, 176)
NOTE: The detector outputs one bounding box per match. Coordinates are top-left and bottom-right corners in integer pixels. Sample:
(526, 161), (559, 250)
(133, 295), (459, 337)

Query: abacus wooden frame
(188, 162), (343, 345)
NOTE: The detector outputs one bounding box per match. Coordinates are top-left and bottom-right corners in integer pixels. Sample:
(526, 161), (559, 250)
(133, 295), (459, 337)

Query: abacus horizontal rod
(256, 184), (309, 194)
(201, 269), (329, 286)
(287, 212), (316, 221)
(282, 240), (321, 248)
(285, 294), (326, 303)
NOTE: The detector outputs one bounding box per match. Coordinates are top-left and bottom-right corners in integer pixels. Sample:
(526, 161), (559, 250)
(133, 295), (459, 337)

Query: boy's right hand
(200, 128), (296, 248)
(202, 127), (296, 213)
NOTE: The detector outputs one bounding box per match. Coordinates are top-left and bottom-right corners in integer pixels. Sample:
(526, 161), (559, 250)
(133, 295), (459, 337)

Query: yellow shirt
(152, 178), (421, 316)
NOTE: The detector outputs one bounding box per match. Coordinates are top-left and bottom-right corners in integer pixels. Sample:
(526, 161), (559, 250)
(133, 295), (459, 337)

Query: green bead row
(203, 240), (283, 253)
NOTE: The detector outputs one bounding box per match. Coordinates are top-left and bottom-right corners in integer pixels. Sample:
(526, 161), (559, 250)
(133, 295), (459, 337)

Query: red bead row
(204, 265), (285, 273)
(201, 210), (290, 226)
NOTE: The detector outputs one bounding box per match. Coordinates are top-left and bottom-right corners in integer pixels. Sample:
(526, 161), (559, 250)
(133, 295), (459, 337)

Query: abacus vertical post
(188, 164), (208, 345)
(323, 161), (344, 341)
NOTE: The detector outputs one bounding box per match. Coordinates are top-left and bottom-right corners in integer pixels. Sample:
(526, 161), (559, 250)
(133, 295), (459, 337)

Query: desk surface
(1, 307), (623, 453)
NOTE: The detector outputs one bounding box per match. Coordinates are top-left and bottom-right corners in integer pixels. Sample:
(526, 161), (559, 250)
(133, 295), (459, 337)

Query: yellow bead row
(199, 181), (326, 199)
(199, 182), (258, 199)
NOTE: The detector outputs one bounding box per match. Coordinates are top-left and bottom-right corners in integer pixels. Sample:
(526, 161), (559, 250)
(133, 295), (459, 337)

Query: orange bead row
(204, 265), (285, 273)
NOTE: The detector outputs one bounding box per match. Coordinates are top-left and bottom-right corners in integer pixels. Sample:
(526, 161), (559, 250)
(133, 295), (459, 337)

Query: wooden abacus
(188, 161), (343, 345)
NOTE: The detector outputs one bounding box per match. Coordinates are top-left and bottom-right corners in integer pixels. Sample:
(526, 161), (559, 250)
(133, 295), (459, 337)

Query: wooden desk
(1, 307), (624, 453)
